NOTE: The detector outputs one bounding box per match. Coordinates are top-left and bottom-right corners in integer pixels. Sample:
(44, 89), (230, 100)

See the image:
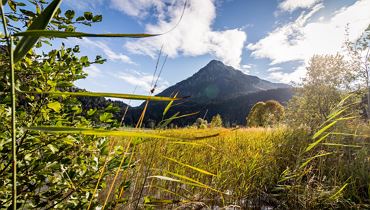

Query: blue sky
(31, 0), (370, 104)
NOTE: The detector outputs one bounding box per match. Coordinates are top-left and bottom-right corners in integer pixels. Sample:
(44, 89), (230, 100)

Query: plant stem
(1, 4), (16, 209)
(10, 36), (17, 210)
(0, 2), (10, 45)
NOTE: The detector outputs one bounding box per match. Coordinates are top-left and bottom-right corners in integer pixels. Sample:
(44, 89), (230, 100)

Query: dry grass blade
(102, 139), (132, 209)
(299, 152), (333, 169)
(322, 143), (362, 148)
(305, 133), (330, 153)
(87, 142), (114, 210)
(148, 175), (212, 190)
(25, 126), (168, 139)
(313, 121), (337, 139)
(164, 170), (220, 193)
(13, 30), (159, 38)
(149, 185), (189, 199)
(21, 90), (182, 101)
(163, 156), (216, 176)
(328, 178), (351, 201)
(159, 112), (199, 128)
(163, 92), (178, 117)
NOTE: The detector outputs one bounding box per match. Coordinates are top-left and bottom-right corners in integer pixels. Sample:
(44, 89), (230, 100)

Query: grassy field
(99, 125), (370, 209)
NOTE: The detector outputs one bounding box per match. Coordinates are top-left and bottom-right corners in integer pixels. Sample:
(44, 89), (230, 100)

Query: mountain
(158, 60), (290, 103)
(121, 60), (294, 126)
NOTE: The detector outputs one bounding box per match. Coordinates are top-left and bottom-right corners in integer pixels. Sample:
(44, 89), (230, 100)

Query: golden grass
(105, 124), (369, 209)
(116, 126), (309, 208)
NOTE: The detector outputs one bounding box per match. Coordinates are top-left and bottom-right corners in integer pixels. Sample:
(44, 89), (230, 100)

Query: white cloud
(268, 66), (306, 84)
(240, 64), (253, 74)
(85, 65), (102, 78)
(242, 64), (252, 69)
(114, 0), (246, 68)
(267, 67), (283, 72)
(110, 0), (166, 18)
(279, 0), (322, 12)
(117, 70), (169, 93)
(80, 38), (136, 65)
(248, 0), (370, 82)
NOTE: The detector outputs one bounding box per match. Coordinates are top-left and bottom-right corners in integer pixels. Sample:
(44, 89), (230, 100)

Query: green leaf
(47, 101), (61, 112)
(305, 133), (330, 153)
(75, 16), (85, 21)
(13, 30), (159, 38)
(15, 2), (25, 6)
(87, 109), (97, 116)
(329, 182), (349, 200)
(64, 10), (75, 19)
(312, 121), (337, 139)
(24, 153), (32, 161)
(2, 0), (7, 6)
(300, 152), (333, 169)
(83, 12), (93, 20)
(7, 14), (18, 21)
(99, 112), (113, 123)
(22, 90), (182, 101)
(92, 15), (102, 22)
(47, 144), (59, 154)
(13, 0), (62, 63)
(163, 92), (178, 117)
(25, 126), (171, 139)
(20, 9), (35, 17)
(8, 0), (15, 12)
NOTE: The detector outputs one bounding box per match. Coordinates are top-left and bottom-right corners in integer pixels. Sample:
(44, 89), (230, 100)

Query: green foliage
(0, 0), (166, 209)
(275, 95), (370, 209)
(247, 100), (284, 127)
(210, 114), (222, 127)
(13, 0), (62, 63)
(285, 54), (356, 128)
(344, 27), (370, 119)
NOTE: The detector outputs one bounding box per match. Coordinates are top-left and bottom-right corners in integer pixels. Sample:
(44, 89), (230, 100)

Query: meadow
(99, 125), (369, 209)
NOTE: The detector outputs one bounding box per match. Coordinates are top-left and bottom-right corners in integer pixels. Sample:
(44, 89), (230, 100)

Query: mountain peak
(205, 59), (231, 69)
(200, 59), (234, 74)
(208, 59), (224, 65)
(158, 60), (291, 102)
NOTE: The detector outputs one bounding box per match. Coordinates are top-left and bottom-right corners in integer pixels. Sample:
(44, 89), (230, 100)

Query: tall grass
(111, 127), (308, 208)
(108, 122), (369, 209)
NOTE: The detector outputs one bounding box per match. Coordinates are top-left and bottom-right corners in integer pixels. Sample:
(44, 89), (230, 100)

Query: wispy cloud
(268, 66), (306, 84)
(117, 70), (170, 93)
(267, 67), (283, 72)
(64, 0), (104, 11)
(110, 0), (166, 18)
(80, 38), (136, 65)
(248, 3), (325, 65)
(278, 0), (322, 12)
(240, 64), (254, 74)
(112, 0), (246, 68)
(85, 65), (102, 78)
(248, 0), (370, 83)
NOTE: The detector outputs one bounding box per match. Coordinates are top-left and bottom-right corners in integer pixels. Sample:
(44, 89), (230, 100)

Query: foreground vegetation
(108, 125), (368, 209)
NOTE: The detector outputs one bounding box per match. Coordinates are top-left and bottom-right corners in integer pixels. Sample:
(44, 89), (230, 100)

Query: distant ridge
(121, 60), (293, 126)
(157, 60), (290, 103)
